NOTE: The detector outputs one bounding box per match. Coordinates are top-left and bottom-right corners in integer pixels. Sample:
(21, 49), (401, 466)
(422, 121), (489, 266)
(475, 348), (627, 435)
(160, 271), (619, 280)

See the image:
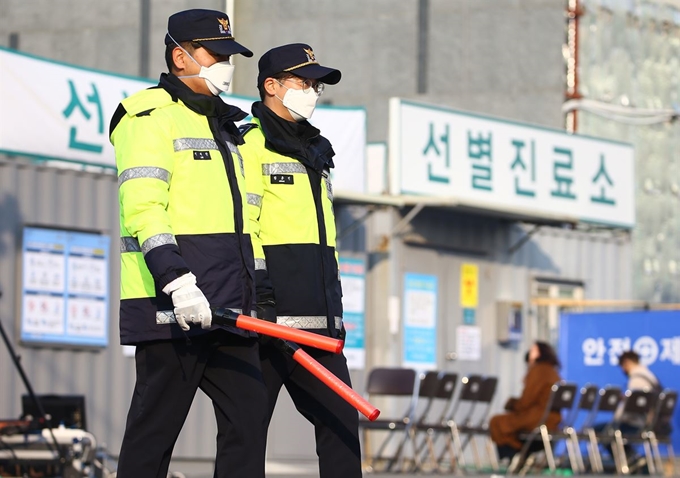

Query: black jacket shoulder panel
(239, 122), (258, 137)
(109, 103), (127, 139)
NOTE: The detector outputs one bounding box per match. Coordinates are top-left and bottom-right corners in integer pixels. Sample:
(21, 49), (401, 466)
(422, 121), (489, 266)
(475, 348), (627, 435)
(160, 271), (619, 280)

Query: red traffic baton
(276, 339), (380, 421)
(212, 307), (344, 354)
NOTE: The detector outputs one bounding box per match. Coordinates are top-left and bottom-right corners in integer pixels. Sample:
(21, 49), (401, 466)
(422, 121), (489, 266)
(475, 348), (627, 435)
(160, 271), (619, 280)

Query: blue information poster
(560, 311), (680, 453)
(402, 273), (438, 370)
(339, 256), (366, 370)
(21, 226), (110, 347)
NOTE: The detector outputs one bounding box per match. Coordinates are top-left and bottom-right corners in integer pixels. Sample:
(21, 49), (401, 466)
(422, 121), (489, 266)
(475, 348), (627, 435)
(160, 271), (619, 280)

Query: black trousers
(260, 341), (362, 478)
(117, 331), (268, 478)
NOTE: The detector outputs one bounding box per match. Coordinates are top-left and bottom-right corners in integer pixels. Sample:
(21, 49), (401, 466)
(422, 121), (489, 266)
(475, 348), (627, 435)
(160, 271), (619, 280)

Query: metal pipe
(0, 304), (66, 469)
(565, 0), (582, 133)
(139, 0), (151, 78)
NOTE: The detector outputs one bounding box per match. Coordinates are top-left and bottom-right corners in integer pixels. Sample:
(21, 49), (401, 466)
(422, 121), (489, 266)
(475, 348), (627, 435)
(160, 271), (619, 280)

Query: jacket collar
(251, 101), (334, 172)
(159, 73), (247, 140)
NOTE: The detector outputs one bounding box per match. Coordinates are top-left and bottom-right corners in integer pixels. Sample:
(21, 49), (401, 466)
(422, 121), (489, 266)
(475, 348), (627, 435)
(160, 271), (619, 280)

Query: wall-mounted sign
(389, 98), (635, 228)
(560, 311), (680, 452)
(20, 226), (110, 347)
(0, 47), (366, 193)
(339, 256), (366, 370)
(402, 273), (438, 370)
(456, 325), (482, 361)
(460, 263), (479, 308)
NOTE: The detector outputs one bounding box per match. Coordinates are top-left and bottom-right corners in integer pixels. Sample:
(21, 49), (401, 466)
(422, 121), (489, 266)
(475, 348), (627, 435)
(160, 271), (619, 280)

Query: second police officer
(239, 44), (362, 478)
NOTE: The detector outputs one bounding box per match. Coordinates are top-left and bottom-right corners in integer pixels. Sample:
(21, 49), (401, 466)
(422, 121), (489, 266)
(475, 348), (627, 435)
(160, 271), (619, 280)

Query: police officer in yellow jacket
(240, 44), (361, 478)
(109, 9), (267, 478)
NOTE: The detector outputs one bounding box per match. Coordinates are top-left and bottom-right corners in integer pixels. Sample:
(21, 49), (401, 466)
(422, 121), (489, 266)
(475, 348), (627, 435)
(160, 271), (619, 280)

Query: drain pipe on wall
(565, 0), (583, 133)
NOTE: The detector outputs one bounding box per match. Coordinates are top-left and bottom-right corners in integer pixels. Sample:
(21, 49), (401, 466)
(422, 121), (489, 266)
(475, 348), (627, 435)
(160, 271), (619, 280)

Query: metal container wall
(0, 160), (223, 460)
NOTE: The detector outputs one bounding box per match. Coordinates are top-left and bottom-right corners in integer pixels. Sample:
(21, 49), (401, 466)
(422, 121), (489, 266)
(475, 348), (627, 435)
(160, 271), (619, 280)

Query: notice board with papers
(20, 226), (110, 347)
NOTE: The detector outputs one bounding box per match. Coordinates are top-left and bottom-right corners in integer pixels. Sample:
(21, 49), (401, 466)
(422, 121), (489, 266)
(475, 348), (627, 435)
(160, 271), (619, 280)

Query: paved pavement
(161, 458), (677, 477)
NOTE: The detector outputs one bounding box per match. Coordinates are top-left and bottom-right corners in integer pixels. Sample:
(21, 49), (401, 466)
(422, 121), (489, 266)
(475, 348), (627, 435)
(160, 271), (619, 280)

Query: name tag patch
(193, 150), (212, 160)
(271, 174), (294, 185)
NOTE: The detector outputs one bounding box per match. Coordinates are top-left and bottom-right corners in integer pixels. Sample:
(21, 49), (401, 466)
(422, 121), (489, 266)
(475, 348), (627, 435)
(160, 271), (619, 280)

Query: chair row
(508, 382), (677, 476)
(358, 369), (677, 476)
(358, 367), (499, 474)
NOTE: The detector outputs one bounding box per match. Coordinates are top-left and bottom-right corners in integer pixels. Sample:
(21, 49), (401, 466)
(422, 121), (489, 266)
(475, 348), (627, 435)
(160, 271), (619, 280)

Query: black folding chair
(399, 370), (443, 471)
(598, 389), (659, 475)
(508, 381), (579, 476)
(649, 389), (677, 475)
(358, 367), (420, 472)
(407, 371), (459, 472)
(584, 385), (623, 474)
(563, 383), (600, 474)
(419, 374), (484, 473)
(457, 376), (500, 472)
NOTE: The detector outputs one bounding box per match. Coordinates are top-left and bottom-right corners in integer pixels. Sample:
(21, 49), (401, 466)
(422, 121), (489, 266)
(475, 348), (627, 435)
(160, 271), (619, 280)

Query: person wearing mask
(109, 9), (267, 478)
(238, 44), (361, 478)
(489, 341), (562, 461)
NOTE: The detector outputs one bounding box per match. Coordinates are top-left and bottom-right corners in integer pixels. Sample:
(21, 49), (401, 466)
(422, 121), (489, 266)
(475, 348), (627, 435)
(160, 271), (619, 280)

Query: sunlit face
(173, 43), (231, 96)
(620, 358), (634, 375)
(528, 343), (540, 364)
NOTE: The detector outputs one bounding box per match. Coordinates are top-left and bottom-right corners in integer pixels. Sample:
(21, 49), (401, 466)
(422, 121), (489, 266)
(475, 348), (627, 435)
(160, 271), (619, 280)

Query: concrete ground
(161, 457), (679, 478)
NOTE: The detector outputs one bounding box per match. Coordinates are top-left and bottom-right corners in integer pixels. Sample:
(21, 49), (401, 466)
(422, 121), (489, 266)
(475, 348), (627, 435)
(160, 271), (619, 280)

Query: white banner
(0, 47), (366, 193)
(389, 98), (635, 228)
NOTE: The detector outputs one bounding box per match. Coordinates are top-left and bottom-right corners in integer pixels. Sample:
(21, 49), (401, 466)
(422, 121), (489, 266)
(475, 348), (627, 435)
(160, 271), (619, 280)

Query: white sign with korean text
(582, 335), (680, 367)
(0, 47), (366, 193)
(389, 98), (635, 228)
(456, 325), (482, 361)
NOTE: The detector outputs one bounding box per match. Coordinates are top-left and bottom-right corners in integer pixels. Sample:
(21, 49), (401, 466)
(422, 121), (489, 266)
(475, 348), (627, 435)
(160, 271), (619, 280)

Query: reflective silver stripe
(226, 141), (245, 177)
(262, 162), (307, 175)
(120, 236), (141, 253)
(276, 316), (342, 329)
(247, 193), (262, 207)
(173, 138), (218, 152)
(118, 167), (171, 187)
(156, 308), (256, 324)
(254, 258), (267, 271)
(141, 233), (177, 255)
(156, 310), (176, 324)
(324, 176), (333, 201)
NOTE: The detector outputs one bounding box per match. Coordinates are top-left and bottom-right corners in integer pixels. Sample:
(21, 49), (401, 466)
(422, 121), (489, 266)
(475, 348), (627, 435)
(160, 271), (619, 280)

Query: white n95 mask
(178, 59), (235, 96)
(194, 61), (235, 95)
(169, 34), (235, 95)
(276, 81), (319, 122)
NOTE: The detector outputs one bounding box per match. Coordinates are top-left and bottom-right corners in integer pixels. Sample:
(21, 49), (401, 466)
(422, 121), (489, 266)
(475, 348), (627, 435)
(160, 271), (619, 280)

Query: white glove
(162, 273), (212, 331)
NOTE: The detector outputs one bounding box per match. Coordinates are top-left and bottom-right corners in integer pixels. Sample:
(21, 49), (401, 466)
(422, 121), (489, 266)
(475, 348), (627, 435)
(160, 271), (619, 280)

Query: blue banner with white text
(560, 311), (680, 453)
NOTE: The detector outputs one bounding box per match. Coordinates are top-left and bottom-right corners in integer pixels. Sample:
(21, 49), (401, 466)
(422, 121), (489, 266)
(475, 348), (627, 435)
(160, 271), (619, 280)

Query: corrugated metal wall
(357, 206), (632, 406)
(0, 158), (222, 459)
(0, 160), (633, 464)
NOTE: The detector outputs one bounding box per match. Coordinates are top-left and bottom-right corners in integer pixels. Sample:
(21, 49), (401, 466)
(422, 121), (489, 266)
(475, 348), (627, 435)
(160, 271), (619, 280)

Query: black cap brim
(288, 64), (341, 85)
(197, 39), (253, 58)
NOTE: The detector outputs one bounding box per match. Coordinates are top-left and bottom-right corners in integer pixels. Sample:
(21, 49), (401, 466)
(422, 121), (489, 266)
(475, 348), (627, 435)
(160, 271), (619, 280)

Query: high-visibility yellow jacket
(110, 75), (255, 345)
(240, 117), (343, 338)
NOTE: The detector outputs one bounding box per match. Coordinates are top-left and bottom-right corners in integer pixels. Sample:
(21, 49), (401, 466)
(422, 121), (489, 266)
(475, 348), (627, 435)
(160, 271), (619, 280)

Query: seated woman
(489, 341), (562, 461)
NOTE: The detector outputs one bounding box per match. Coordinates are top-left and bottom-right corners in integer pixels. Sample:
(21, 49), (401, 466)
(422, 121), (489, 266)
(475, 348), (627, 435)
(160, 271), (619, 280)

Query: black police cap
(164, 9), (253, 58)
(257, 43), (341, 86)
